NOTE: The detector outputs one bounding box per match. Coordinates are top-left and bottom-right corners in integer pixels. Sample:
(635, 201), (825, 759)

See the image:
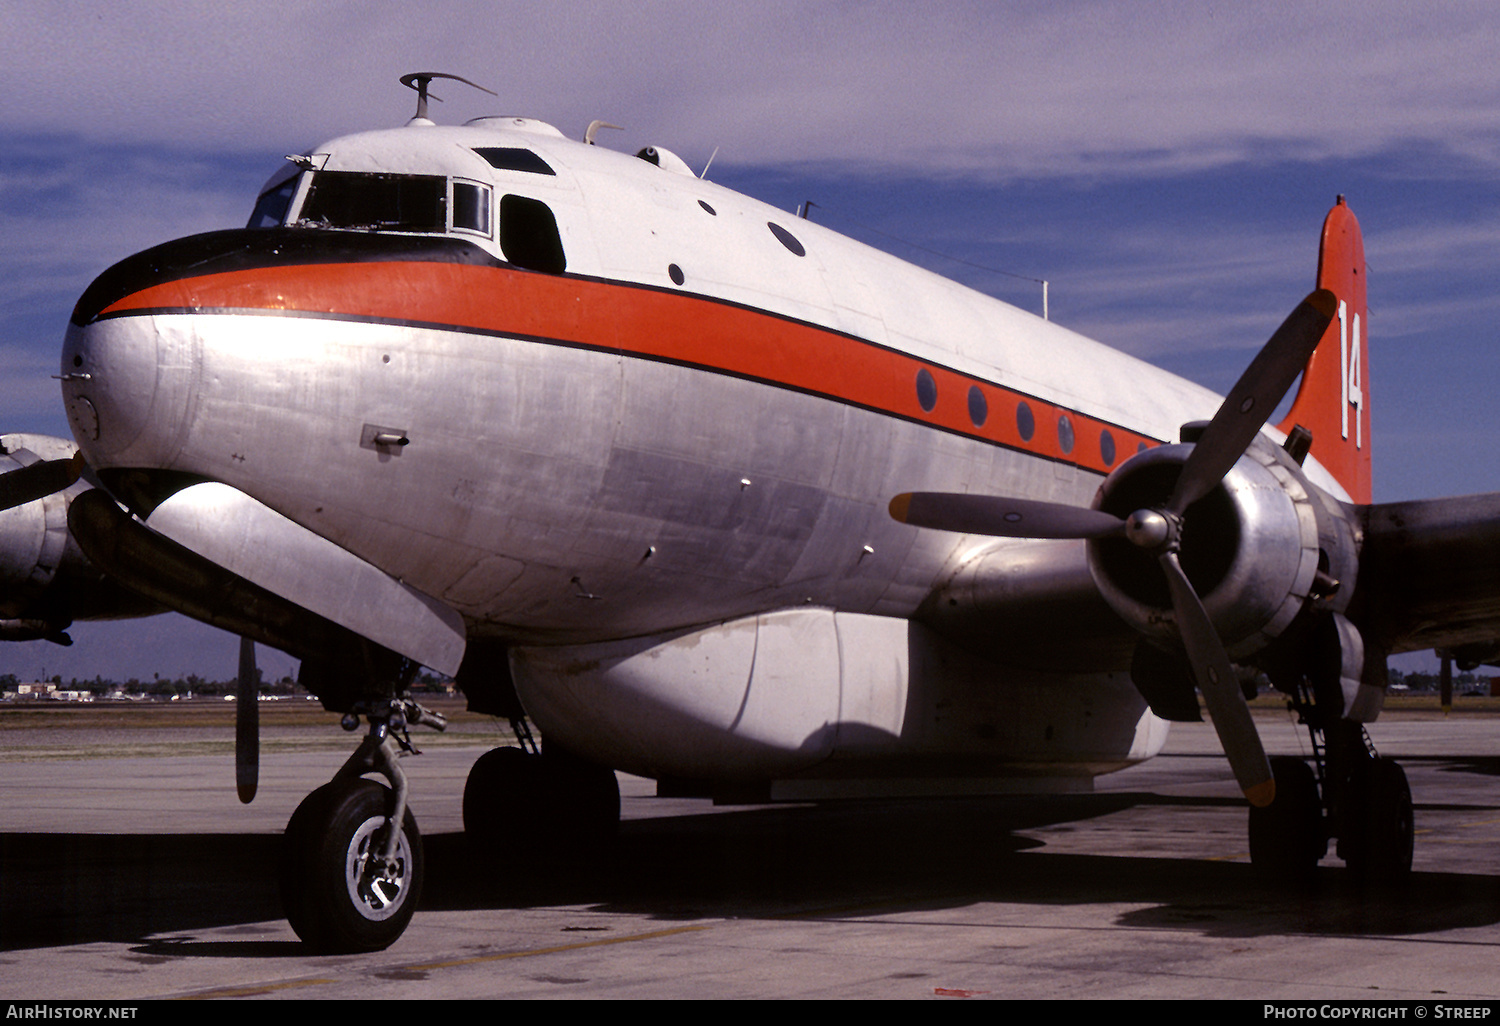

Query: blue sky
(2, 1), (1498, 680)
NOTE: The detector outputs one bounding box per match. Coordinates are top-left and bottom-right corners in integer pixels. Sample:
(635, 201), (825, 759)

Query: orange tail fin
(1276, 197), (1371, 503)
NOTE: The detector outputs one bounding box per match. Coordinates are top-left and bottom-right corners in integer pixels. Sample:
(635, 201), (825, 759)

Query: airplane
(38, 72), (1500, 953)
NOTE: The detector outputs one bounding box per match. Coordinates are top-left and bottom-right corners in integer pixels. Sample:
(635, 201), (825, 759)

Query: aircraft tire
(1342, 757), (1413, 884)
(463, 744), (620, 852)
(279, 779), (424, 953)
(1249, 756), (1324, 877)
(462, 746), (541, 849)
(542, 742), (621, 846)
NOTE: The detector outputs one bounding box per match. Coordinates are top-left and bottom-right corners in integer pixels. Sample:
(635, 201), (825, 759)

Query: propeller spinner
(891, 288), (1337, 807)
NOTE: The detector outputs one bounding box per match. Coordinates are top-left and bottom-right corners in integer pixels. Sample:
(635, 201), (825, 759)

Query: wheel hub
(346, 815), (412, 921)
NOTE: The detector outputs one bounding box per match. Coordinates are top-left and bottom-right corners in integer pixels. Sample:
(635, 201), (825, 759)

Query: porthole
(1057, 414), (1075, 454)
(1016, 401), (1035, 441)
(768, 222), (806, 256)
(916, 369), (937, 412)
(699, 200), (717, 215)
(1100, 429), (1116, 466)
(967, 385), (988, 427)
(668, 263), (685, 286)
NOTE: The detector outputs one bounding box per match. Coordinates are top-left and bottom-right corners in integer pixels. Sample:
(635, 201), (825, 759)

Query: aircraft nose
(61, 286), (194, 474)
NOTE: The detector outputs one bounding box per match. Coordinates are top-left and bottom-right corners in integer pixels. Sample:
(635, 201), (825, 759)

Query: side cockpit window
(247, 162), (302, 228)
(499, 194), (566, 274)
(297, 172), (446, 232)
(452, 180), (491, 236)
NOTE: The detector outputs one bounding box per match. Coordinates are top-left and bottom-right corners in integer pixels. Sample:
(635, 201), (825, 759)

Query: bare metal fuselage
(60, 119), (1350, 791)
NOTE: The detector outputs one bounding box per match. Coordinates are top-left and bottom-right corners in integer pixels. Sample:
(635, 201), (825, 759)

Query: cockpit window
(297, 171), (446, 232)
(473, 148), (556, 176)
(499, 194), (566, 274)
(247, 163), (302, 228)
(452, 180), (491, 236)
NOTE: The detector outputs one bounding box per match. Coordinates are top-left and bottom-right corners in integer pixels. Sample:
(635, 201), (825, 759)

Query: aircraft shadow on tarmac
(5, 793), (1500, 956)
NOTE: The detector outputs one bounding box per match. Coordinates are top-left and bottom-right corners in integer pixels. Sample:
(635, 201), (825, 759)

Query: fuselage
(59, 114), (1382, 788)
(62, 115), (1321, 651)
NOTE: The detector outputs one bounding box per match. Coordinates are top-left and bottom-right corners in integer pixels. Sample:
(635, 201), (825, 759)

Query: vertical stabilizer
(1276, 197), (1371, 503)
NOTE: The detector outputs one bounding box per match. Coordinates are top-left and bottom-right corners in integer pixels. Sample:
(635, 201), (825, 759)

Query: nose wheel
(280, 778), (424, 953)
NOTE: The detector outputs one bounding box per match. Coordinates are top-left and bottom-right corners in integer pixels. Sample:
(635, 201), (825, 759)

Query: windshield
(297, 171), (446, 232)
(247, 163), (302, 228)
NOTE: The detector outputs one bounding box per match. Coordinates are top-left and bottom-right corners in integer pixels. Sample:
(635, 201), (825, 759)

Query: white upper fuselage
(61, 115), (1341, 651)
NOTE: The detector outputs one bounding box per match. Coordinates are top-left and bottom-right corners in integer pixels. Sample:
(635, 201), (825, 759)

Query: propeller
(0, 450), (85, 512)
(236, 636), (259, 804)
(890, 288), (1337, 807)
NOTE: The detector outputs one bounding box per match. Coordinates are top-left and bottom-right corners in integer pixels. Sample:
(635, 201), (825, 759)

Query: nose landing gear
(279, 697), (446, 953)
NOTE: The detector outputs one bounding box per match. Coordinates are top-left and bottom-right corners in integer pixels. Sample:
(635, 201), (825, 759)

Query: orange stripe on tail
(1276, 197), (1371, 503)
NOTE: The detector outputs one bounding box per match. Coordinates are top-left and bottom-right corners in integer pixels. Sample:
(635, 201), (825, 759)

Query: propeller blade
(0, 451), (85, 512)
(1168, 288), (1337, 515)
(236, 636), (259, 804)
(1158, 549), (1275, 807)
(890, 493), (1127, 539)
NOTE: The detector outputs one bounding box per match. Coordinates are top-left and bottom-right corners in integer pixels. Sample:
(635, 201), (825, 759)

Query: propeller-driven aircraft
(32, 73), (1500, 952)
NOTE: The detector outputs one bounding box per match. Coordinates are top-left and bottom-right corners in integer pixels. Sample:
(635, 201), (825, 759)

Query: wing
(1357, 492), (1500, 665)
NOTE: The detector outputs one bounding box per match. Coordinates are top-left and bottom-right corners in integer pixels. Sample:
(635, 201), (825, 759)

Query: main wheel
(1249, 756), (1324, 877)
(1342, 757), (1413, 884)
(463, 745), (620, 851)
(543, 741), (621, 845)
(279, 779), (424, 953)
(463, 746), (541, 849)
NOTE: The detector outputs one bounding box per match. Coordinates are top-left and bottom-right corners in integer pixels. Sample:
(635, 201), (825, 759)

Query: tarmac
(4, 701), (1500, 1000)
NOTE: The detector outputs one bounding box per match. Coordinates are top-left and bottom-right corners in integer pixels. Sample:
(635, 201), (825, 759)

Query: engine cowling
(0, 451), (69, 600)
(1088, 436), (1356, 661)
(0, 434), (165, 640)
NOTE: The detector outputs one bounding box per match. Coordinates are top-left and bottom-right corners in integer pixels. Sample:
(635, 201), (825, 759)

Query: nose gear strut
(279, 693), (447, 953)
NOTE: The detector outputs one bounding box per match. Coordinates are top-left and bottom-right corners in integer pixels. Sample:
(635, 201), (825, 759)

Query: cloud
(7, 2), (1500, 179)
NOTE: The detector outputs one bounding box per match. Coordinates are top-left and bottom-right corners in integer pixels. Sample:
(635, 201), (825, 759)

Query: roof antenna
(399, 72), (497, 124)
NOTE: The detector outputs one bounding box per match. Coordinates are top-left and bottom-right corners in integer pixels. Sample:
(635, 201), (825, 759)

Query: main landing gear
(279, 696), (447, 953)
(462, 715), (621, 852)
(1247, 677), (1413, 883)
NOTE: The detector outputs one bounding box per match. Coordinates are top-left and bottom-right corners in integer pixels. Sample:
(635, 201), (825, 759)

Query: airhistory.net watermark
(5, 1007), (138, 1020)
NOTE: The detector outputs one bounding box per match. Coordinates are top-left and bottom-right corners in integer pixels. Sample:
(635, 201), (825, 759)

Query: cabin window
(967, 385), (988, 427)
(915, 368), (937, 412)
(768, 222), (806, 257)
(452, 180), (491, 236)
(1016, 401), (1035, 441)
(499, 194), (566, 274)
(247, 164), (302, 228)
(298, 171), (446, 233)
(1057, 414), (1076, 454)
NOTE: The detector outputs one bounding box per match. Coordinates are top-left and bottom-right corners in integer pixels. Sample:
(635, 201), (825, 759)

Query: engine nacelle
(0, 443), (72, 614)
(1088, 437), (1357, 661)
(0, 433), (165, 640)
